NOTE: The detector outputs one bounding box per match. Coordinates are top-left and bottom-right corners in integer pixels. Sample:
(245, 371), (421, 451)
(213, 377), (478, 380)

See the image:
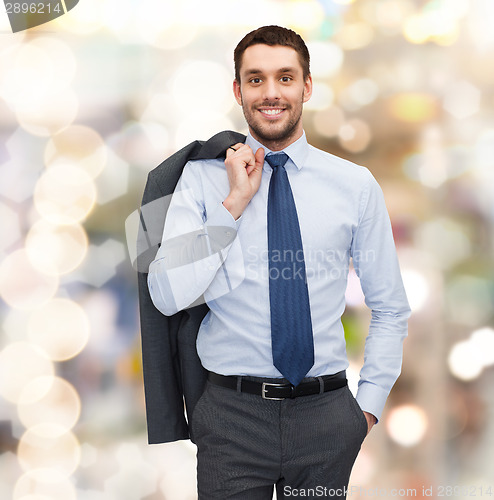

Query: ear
(302, 74), (313, 103)
(233, 79), (243, 106)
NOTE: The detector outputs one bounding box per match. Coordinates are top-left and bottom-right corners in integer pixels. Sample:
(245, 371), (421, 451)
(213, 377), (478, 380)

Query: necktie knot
(265, 152), (289, 170)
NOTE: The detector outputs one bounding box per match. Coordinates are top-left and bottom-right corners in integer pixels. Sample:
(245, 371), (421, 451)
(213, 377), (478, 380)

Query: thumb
(254, 147), (265, 169)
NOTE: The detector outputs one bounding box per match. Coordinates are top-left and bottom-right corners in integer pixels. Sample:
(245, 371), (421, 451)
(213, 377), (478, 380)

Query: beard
(240, 92), (305, 146)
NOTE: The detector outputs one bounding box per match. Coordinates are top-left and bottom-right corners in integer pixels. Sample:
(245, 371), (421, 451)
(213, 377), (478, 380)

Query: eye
(280, 76), (292, 82)
(249, 77), (262, 84)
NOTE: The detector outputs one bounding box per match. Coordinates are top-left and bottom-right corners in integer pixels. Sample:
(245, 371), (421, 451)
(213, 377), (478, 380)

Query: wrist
(223, 193), (249, 220)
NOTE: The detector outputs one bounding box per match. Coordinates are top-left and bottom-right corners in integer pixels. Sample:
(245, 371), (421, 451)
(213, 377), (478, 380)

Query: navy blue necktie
(266, 152), (314, 387)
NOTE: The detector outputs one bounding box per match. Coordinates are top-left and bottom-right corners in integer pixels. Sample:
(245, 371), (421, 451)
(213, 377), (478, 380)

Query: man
(147, 25), (411, 499)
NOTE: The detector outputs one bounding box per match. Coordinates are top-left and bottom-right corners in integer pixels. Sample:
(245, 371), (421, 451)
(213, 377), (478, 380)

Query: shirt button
(226, 231), (231, 236)
(208, 265), (214, 271)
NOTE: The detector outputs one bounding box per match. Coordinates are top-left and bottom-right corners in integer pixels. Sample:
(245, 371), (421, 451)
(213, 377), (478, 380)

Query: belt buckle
(261, 382), (288, 400)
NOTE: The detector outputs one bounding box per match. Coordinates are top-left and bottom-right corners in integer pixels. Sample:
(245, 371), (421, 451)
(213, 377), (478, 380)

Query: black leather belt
(207, 371), (347, 400)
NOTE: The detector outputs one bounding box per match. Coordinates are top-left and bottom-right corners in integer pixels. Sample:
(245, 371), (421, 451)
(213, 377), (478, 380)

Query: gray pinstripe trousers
(191, 375), (368, 499)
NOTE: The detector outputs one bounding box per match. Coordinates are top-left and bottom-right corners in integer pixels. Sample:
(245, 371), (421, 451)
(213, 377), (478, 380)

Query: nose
(262, 78), (281, 101)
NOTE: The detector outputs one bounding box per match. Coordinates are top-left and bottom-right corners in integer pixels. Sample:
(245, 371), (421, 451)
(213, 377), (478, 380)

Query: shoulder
(307, 143), (375, 186)
(182, 157), (226, 177)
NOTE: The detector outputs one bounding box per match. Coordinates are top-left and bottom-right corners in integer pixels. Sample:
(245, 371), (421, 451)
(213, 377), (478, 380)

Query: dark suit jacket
(137, 130), (246, 444)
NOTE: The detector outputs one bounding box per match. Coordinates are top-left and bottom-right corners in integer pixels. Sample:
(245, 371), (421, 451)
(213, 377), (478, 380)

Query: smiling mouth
(258, 108), (285, 118)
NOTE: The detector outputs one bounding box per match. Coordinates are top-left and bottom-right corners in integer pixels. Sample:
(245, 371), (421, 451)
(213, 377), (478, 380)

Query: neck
(250, 124), (304, 152)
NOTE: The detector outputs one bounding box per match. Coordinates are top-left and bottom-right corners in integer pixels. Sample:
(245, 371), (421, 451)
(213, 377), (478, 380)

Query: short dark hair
(234, 25), (310, 83)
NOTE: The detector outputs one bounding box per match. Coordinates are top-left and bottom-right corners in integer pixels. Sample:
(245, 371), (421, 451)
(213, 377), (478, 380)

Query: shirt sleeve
(148, 160), (242, 316)
(351, 170), (411, 422)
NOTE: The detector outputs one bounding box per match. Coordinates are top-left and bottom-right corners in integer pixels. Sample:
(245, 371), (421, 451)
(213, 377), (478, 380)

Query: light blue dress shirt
(148, 130), (411, 421)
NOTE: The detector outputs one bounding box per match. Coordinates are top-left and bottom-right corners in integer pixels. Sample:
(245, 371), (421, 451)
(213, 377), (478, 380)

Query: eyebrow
(244, 67), (298, 76)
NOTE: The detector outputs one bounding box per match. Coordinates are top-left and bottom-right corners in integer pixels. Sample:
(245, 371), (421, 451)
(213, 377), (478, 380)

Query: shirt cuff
(215, 201), (243, 229)
(201, 202), (241, 248)
(355, 381), (390, 423)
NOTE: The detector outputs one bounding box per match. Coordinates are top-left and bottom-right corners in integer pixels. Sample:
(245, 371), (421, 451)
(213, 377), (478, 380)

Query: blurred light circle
(45, 125), (107, 180)
(338, 119), (372, 153)
(17, 425), (81, 476)
(446, 275), (492, 326)
(27, 298), (90, 361)
(287, 1), (325, 31)
(336, 22), (374, 50)
(0, 44), (53, 111)
(306, 42), (344, 79)
(474, 129), (494, 171)
(175, 113), (234, 151)
(140, 91), (175, 124)
(16, 89), (78, 137)
(0, 250), (59, 310)
(18, 376), (81, 432)
(141, 23), (198, 51)
(0, 201), (21, 252)
(304, 82), (334, 111)
(386, 404), (428, 447)
(405, 9), (459, 46)
(403, 14), (430, 44)
(443, 81), (480, 120)
(401, 269), (429, 312)
(347, 78), (379, 107)
(172, 60), (233, 115)
(107, 120), (169, 171)
(102, 0), (134, 39)
(470, 327), (494, 367)
(17, 376), (55, 406)
(369, 0), (414, 35)
(3, 308), (31, 344)
(313, 106), (345, 138)
(137, 1), (197, 50)
(14, 469), (76, 500)
(26, 220), (88, 276)
(54, 0), (105, 34)
(0, 342), (54, 404)
(448, 341), (484, 381)
(415, 218), (471, 269)
(388, 93), (438, 123)
(0, 38), (74, 110)
(34, 164), (96, 225)
(29, 37), (77, 91)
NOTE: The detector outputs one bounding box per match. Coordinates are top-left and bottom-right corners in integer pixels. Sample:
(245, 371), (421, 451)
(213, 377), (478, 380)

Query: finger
(246, 147), (264, 175)
(225, 143), (246, 159)
(228, 145), (256, 174)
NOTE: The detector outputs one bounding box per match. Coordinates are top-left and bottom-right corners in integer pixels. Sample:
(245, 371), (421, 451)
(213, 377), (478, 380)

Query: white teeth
(261, 109), (283, 115)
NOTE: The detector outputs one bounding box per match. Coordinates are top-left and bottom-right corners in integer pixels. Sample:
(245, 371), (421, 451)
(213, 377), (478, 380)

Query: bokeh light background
(1, 0), (493, 498)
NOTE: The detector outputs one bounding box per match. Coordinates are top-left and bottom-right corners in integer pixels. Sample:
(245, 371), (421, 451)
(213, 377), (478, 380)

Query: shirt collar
(245, 130), (309, 172)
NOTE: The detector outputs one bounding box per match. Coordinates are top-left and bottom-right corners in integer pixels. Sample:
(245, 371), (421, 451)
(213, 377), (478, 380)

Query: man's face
(233, 44), (312, 150)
